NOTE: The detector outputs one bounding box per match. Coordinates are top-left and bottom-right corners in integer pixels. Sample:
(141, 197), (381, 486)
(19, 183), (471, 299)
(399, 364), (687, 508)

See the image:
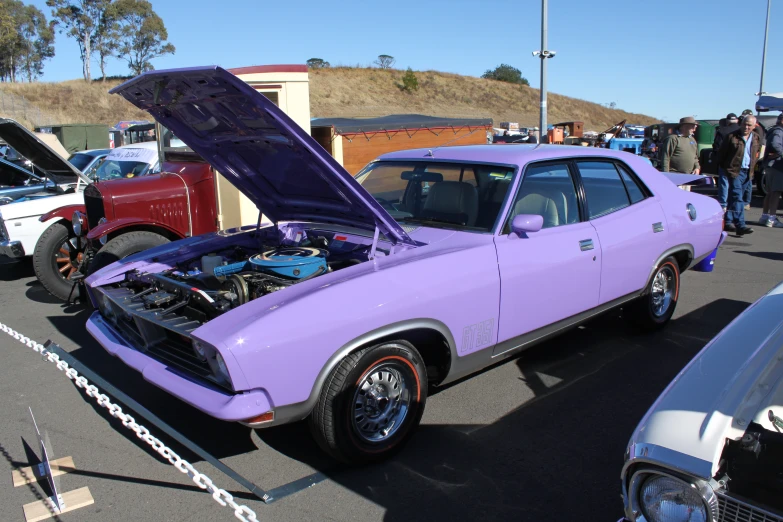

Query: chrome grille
(83, 184), (104, 230)
(718, 492), (783, 522)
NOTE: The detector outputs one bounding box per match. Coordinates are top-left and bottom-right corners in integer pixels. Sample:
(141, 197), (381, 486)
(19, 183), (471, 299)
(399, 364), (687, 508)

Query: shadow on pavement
(734, 250), (783, 262)
(0, 258), (34, 280)
(43, 298), (749, 521)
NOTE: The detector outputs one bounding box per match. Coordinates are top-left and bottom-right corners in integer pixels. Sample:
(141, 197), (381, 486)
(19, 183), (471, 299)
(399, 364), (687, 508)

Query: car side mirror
(511, 214), (543, 236)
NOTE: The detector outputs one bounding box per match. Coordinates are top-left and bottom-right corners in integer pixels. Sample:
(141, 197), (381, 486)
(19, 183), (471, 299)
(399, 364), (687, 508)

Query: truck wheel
(309, 341), (427, 464)
(625, 256), (680, 331)
(33, 222), (83, 301)
(88, 231), (169, 275)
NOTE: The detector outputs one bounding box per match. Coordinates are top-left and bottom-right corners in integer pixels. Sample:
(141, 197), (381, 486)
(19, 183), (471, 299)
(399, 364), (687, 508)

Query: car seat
(421, 181), (479, 226)
(513, 192), (561, 228)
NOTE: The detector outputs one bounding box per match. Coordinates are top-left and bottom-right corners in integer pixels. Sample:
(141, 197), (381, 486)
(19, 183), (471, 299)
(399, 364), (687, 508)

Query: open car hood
(110, 66), (415, 246)
(0, 119), (85, 184)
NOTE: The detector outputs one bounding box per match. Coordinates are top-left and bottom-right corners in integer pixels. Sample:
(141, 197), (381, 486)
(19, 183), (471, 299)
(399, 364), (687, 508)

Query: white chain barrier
(0, 321), (259, 522)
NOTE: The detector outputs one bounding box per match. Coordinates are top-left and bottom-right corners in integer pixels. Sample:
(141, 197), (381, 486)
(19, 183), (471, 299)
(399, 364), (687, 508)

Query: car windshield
(67, 153), (94, 171)
(354, 160), (516, 232)
(92, 159), (151, 180)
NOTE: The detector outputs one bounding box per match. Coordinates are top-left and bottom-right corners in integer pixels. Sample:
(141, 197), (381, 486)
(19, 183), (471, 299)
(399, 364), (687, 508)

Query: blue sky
(24, 0), (783, 121)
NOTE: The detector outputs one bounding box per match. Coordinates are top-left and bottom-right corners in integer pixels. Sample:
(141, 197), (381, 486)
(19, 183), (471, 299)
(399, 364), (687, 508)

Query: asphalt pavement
(1, 195), (782, 522)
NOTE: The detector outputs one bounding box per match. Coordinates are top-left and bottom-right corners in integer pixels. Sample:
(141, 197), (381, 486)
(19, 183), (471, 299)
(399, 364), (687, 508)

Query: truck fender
(86, 217), (185, 241)
(39, 204), (86, 224)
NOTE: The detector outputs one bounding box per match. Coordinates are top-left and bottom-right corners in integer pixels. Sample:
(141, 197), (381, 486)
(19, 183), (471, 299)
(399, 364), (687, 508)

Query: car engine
(114, 238), (364, 325)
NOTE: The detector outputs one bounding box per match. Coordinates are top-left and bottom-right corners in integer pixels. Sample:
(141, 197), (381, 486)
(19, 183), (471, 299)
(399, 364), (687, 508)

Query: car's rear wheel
(309, 341), (427, 464)
(88, 231), (170, 275)
(757, 169), (768, 196)
(33, 221), (83, 301)
(626, 256), (680, 331)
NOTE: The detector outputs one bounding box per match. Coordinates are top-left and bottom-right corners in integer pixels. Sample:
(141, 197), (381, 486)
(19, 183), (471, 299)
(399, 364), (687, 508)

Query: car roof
(77, 148), (112, 156)
(377, 144), (645, 168)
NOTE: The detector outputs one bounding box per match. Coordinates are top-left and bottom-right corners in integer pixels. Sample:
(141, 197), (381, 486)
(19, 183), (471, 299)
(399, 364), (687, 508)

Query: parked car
(85, 66), (726, 464)
(619, 280), (783, 522)
(67, 148), (111, 176)
(0, 137), (161, 301)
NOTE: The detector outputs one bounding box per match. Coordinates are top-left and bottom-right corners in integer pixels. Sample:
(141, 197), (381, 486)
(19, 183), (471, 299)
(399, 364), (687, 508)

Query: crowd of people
(658, 111), (783, 236)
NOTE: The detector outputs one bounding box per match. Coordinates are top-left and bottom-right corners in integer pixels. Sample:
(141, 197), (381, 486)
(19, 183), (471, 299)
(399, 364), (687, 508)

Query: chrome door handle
(579, 239), (594, 251)
(653, 222), (664, 233)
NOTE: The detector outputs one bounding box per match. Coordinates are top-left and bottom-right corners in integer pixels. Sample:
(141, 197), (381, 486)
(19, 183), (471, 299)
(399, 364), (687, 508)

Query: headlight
(640, 475), (707, 522)
(97, 217), (108, 245)
(193, 340), (207, 360)
(215, 352), (230, 382)
(72, 211), (86, 236)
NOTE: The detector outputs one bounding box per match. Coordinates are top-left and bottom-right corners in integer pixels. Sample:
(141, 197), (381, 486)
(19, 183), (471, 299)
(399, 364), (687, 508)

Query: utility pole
(756, 0), (771, 113)
(533, 0), (556, 143)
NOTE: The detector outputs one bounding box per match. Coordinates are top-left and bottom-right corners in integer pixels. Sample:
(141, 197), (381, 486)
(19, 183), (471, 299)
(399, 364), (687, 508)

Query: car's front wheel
(626, 256), (680, 331)
(33, 221), (83, 301)
(309, 341), (427, 464)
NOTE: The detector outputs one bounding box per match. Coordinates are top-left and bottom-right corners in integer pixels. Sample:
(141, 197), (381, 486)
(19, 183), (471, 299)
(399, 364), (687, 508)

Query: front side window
(507, 162), (580, 230)
(577, 161), (631, 219)
(354, 160), (515, 232)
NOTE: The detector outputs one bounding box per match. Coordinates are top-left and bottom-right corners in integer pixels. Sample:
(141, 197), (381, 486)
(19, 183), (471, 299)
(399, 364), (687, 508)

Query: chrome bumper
(0, 240), (24, 258)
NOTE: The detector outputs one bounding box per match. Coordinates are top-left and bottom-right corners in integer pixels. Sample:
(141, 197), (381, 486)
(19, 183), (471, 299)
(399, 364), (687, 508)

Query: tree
(111, 0), (174, 75)
(92, 8), (119, 82)
(374, 54), (395, 69)
(47, 0), (111, 82)
(0, 0), (55, 82)
(17, 5), (55, 82)
(306, 58), (329, 69)
(609, 102), (617, 109)
(401, 67), (418, 92)
(481, 64), (529, 86)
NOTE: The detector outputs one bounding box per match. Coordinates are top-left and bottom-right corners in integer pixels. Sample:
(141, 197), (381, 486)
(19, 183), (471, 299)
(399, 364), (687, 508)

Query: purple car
(85, 66), (726, 463)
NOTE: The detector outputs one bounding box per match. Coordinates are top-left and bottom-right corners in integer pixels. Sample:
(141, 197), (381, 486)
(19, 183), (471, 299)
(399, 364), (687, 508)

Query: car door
(575, 159), (667, 305)
(494, 161), (601, 352)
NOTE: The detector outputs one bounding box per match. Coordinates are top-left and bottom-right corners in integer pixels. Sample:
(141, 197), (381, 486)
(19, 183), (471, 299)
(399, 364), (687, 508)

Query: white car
(620, 280), (783, 522)
(0, 134), (160, 300)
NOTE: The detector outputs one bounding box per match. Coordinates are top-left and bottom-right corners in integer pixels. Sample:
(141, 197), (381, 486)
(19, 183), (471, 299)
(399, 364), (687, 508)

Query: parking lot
(1, 193), (782, 522)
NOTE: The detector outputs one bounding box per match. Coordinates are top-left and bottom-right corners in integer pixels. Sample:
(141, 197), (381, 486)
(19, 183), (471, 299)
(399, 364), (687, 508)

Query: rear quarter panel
(628, 157), (723, 265)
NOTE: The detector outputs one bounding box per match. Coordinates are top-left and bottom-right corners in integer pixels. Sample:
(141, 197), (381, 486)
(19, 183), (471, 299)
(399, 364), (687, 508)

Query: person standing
(717, 115), (760, 235)
(713, 113), (739, 210)
(740, 110), (766, 210)
(759, 113), (783, 227)
(660, 117), (700, 191)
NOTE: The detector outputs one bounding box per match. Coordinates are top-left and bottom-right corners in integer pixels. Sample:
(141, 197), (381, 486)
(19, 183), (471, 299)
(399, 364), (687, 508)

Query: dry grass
(0, 68), (659, 131)
(0, 79), (149, 128)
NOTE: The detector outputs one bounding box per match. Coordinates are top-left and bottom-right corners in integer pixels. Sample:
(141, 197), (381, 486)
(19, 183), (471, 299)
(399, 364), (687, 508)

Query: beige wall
(215, 70), (309, 229)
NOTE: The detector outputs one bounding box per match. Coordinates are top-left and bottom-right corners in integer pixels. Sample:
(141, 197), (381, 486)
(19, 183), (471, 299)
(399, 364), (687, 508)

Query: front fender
(39, 204), (85, 223)
(86, 217), (185, 241)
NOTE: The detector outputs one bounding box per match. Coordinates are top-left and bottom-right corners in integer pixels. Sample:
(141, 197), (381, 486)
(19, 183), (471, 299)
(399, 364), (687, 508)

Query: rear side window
(577, 161), (630, 219)
(616, 164), (646, 204)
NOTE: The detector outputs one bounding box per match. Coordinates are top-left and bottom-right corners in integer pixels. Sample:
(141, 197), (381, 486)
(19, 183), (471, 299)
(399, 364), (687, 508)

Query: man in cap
(759, 113), (783, 227)
(713, 113), (740, 210)
(717, 115), (761, 235)
(660, 117), (700, 191)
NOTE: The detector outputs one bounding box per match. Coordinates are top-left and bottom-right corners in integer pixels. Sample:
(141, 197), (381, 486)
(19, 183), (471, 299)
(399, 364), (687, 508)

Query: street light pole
(533, 0), (556, 143)
(757, 0), (771, 111)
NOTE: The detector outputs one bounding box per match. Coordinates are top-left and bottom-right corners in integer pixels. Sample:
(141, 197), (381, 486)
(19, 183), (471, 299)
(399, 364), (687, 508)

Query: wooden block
(22, 486), (94, 522)
(12, 456), (76, 488)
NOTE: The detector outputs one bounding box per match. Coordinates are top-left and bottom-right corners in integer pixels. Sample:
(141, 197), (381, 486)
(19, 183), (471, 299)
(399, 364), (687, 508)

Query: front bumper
(0, 240), (25, 259)
(86, 311), (272, 422)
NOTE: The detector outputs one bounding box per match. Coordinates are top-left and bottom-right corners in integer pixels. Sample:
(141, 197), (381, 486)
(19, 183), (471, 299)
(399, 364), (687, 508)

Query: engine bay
(109, 229), (372, 325)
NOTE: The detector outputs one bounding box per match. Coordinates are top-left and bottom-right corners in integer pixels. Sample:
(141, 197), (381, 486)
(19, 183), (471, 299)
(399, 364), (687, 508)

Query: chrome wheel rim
(651, 266), (675, 317)
(352, 363), (411, 443)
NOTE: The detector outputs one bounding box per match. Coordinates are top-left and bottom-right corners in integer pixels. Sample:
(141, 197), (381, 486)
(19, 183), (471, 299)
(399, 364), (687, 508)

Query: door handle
(653, 222), (664, 233)
(579, 239), (594, 251)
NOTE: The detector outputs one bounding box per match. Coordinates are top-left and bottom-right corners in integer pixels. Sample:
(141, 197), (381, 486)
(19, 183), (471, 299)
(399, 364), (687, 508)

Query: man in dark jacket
(713, 113), (739, 210)
(760, 113), (783, 227)
(717, 115), (761, 235)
